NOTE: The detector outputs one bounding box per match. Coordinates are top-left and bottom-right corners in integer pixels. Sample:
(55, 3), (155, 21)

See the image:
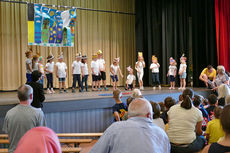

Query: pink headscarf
(14, 127), (61, 153)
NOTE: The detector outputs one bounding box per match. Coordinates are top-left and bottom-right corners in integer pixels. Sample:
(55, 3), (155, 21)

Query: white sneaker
(178, 87), (182, 90)
(153, 87), (156, 90)
(47, 89), (51, 94)
(140, 86), (144, 90)
(51, 88), (55, 94)
(169, 87), (172, 90)
(159, 86), (161, 90)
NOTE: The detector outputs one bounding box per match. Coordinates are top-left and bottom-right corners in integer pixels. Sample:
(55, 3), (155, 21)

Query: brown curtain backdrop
(0, 0), (135, 91)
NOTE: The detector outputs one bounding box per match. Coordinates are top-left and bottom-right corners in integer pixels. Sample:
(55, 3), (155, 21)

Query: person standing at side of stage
(91, 54), (100, 91)
(110, 57), (123, 90)
(135, 52), (145, 90)
(45, 54), (55, 94)
(150, 55), (161, 90)
(55, 53), (68, 93)
(38, 56), (45, 87)
(167, 57), (177, 90)
(81, 55), (89, 92)
(72, 54), (83, 93)
(178, 54), (187, 90)
(25, 49), (33, 83)
(97, 50), (108, 91)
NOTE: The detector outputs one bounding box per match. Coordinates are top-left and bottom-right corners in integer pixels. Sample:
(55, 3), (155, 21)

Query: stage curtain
(135, 0), (217, 87)
(0, 0), (135, 90)
(215, 0), (230, 72)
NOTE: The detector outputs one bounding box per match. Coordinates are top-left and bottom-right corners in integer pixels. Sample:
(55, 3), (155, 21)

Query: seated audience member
(178, 94), (183, 104)
(167, 88), (205, 153)
(89, 98), (171, 153)
(206, 94), (218, 120)
(151, 101), (165, 130)
(205, 106), (224, 144)
(14, 127), (61, 153)
(225, 95), (230, 105)
(193, 95), (210, 131)
(112, 89), (127, 121)
(122, 96), (135, 120)
(131, 88), (143, 98)
(199, 65), (216, 88)
(2, 85), (46, 153)
(213, 65), (229, 89)
(202, 105), (230, 153)
(158, 102), (166, 113)
(217, 84), (230, 106)
(160, 97), (176, 124)
(27, 70), (45, 109)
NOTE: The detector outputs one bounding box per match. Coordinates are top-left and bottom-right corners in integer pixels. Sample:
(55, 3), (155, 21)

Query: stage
(0, 87), (211, 134)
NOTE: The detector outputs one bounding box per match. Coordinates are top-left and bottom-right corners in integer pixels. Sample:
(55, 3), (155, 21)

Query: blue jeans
(82, 75), (88, 91)
(152, 73), (160, 86)
(72, 74), (82, 90)
(46, 73), (53, 89)
(26, 73), (32, 83)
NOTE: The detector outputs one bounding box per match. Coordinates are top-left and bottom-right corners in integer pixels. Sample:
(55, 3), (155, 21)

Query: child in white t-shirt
(91, 54), (100, 91)
(135, 52), (145, 90)
(45, 54), (55, 94)
(126, 66), (136, 90)
(167, 57), (177, 89)
(25, 50), (33, 83)
(72, 54), (83, 93)
(81, 55), (89, 92)
(38, 56), (45, 87)
(32, 54), (39, 72)
(110, 57), (123, 90)
(55, 53), (67, 93)
(150, 55), (161, 90)
(97, 50), (108, 91)
(178, 54), (187, 90)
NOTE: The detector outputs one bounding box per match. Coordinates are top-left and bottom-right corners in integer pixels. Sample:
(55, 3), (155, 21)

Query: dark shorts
(92, 75), (99, 81)
(169, 75), (175, 82)
(128, 84), (133, 89)
(26, 73), (32, 83)
(111, 75), (118, 82)
(99, 71), (106, 81)
(59, 77), (66, 82)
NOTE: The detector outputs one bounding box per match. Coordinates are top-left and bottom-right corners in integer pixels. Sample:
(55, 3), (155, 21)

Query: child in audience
(178, 54), (187, 90)
(32, 54), (39, 71)
(38, 56), (45, 86)
(205, 106), (224, 144)
(122, 96), (135, 120)
(150, 55), (161, 90)
(45, 54), (55, 94)
(167, 57), (177, 89)
(81, 55), (89, 92)
(72, 54), (83, 93)
(126, 66), (136, 90)
(112, 89), (127, 122)
(110, 57), (123, 90)
(25, 50), (33, 83)
(55, 53), (68, 93)
(131, 89), (143, 98)
(206, 94), (218, 120)
(135, 52), (145, 90)
(160, 97), (176, 124)
(97, 50), (108, 91)
(151, 101), (165, 130)
(91, 54), (100, 91)
(178, 94), (183, 104)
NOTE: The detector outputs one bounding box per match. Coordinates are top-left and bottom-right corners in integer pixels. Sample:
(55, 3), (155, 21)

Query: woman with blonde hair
(217, 84), (230, 106)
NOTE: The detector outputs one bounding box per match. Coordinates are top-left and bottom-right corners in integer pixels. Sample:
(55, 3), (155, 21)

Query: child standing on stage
(110, 57), (123, 90)
(56, 53), (68, 93)
(45, 54), (55, 94)
(91, 54), (100, 91)
(167, 57), (177, 89)
(25, 50), (33, 83)
(150, 55), (161, 90)
(97, 50), (108, 91)
(126, 66), (136, 90)
(81, 55), (89, 92)
(38, 56), (45, 86)
(72, 54), (83, 93)
(178, 54), (187, 90)
(135, 52), (145, 90)
(32, 54), (39, 71)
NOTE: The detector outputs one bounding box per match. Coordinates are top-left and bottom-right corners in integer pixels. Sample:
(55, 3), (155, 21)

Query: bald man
(89, 98), (170, 153)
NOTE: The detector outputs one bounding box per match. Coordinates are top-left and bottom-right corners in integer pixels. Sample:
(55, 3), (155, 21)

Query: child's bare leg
(62, 82), (66, 90)
(183, 79), (186, 88)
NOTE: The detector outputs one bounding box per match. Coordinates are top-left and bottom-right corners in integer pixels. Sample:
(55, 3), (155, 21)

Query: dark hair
(207, 65), (213, 70)
(220, 104), (230, 134)
(214, 106), (223, 119)
(126, 97), (134, 107)
(208, 94), (218, 105)
(181, 88), (194, 109)
(31, 70), (42, 82)
(164, 97), (176, 109)
(17, 85), (32, 101)
(150, 102), (161, 119)
(193, 95), (202, 107)
(158, 102), (165, 112)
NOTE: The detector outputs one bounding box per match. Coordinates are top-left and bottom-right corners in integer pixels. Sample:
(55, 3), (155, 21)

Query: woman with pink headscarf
(14, 127), (61, 153)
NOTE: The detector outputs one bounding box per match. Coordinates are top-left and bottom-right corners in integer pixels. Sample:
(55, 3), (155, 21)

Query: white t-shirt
(167, 104), (203, 144)
(150, 63), (160, 73)
(153, 118), (165, 130)
(127, 74), (136, 84)
(136, 61), (145, 73)
(72, 61), (82, 74)
(179, 63), (187, 73)
(56, 62), (67, 78)
(45, 62), (54, 74)
(26, 58), (32, 74)
(91, 60), (100, 76)
(168, 65), (177, 76)
(81, 63), (89, 75)
(32, 62), (39, 71)
(97, 58), (105, 71)
(110, 64), (120, 75)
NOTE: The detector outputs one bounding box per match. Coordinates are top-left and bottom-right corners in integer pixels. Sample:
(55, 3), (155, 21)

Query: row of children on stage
(25, 49), (188, 93)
